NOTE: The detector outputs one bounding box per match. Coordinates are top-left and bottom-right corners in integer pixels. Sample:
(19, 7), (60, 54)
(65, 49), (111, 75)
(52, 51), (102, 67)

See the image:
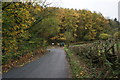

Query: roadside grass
(72, 44), (81, 47)
(64, 47), (91, 78)
(64, 47), (107, 78)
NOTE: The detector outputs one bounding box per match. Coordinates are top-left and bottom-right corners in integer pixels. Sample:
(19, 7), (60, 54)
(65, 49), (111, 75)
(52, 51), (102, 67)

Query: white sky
(47, 0), (120, 19)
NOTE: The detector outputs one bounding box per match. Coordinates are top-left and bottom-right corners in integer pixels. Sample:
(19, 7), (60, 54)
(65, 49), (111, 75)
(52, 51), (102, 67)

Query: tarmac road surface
(3, 48), (70, 78)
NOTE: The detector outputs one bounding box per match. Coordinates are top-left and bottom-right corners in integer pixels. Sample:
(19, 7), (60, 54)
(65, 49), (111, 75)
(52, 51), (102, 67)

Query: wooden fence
(69, 38), (120, 77)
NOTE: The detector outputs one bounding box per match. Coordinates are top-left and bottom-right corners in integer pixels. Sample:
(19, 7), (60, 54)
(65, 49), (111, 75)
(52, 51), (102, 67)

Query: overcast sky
(47, 0), (120, 19)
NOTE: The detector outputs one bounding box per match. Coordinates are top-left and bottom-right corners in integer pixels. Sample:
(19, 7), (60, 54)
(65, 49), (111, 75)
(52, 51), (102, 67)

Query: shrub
(99, 33), (111, 40)
(84, 35), (93, 41)
(114, 31), (120, 39)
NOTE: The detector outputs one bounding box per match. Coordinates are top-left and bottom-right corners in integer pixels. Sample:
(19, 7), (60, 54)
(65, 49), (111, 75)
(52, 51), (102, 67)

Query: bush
(84, 35), (93, 41)
(114, 31), (120, 39)
(99, 33), (111, 40)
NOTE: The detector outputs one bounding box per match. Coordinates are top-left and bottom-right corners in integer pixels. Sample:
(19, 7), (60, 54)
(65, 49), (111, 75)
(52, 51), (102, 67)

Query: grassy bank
(64, 46), (120, 78)
(64, 47), (91, 78)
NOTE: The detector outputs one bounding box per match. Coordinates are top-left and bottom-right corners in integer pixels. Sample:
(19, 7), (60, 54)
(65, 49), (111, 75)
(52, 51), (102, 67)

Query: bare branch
(2, 2), (12, 10)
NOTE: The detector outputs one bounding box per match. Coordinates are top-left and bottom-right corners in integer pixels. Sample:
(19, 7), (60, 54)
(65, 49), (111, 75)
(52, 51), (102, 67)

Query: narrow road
(3, 48), (70, 78)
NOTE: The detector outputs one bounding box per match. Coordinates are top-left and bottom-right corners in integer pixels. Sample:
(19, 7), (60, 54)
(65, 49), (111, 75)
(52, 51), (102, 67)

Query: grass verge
(64, 47), (91, 78)
(64, 47), (108, 78)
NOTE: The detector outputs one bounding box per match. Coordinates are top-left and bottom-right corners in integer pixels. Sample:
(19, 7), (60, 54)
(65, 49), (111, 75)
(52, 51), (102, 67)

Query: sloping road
(3, 48), (70, 78)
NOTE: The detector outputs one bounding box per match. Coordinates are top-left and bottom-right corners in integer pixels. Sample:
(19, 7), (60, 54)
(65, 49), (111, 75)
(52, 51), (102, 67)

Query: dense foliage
(2, 2), (58, 65)
(49, 8), (119, 43)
